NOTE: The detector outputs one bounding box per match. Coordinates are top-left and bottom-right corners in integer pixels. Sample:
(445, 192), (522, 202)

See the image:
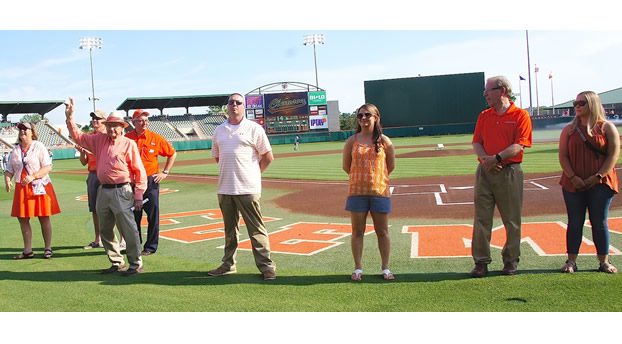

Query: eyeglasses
(483, 86), (502, 95)
(573, 100), (587, 107)
(357, 112), (374, 119)
(228, 100), (243, 106)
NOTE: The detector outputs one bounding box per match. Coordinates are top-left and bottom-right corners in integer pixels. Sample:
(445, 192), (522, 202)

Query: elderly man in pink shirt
(64, 98), (147, 276)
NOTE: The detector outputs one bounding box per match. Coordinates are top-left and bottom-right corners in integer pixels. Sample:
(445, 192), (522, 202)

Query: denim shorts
(345, 195), (392, 213)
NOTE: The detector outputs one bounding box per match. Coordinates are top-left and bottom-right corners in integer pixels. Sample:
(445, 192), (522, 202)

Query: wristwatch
(162, 170), (169, 175)
(495, 154), (503, 163)
(596, 173), (604, 180)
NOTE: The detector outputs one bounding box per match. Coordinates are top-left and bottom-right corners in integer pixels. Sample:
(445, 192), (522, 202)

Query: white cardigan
(5, 140), (53, 184)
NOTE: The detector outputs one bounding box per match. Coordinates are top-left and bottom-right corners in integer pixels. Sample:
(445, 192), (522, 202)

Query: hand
(153, 172), (168, 183)
(5, 182), (11, 193)
(133, 199), (143, 212)
(64, 97), (74, 118)
(582, 175), (600, 190)
(570, 176), (587, 191)
(480, 155), (498, 172)
(21, 175), (34, 186)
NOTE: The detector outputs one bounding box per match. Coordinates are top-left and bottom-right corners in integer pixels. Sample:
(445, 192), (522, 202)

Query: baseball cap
(90, 110), (107, 120)
(17, 122), (33, 130)
(132, 109), (150, 120)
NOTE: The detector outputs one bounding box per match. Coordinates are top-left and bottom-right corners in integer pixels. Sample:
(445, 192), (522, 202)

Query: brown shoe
(207, 265), (237, 277)
(121, 266), (144, 277)
(262, 270), (276, 280)
(470, 263), (488, 278)
(502, 262), (518, 275)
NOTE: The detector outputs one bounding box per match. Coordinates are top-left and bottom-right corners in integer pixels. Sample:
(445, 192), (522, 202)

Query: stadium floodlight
(303, 34), (325, 89)
(79, 37), (103, 113)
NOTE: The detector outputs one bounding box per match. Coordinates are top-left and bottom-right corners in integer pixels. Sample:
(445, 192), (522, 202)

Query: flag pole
(526, 30), (534, 116)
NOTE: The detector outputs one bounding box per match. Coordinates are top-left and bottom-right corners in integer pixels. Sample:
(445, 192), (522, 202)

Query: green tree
(20, 113), (42, 123)
(339, 112), (357, 130)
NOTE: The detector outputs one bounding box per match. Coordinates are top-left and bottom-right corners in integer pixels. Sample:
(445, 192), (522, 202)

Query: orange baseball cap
(132, 109), (150, 119)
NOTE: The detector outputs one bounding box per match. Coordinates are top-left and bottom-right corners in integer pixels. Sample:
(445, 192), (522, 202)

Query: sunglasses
(228, 100), (243, 106)
(357, 112), (374, 119)
(573, 100), (587, 107)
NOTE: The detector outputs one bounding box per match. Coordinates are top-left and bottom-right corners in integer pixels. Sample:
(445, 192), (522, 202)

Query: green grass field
(1, 130), (621, 312)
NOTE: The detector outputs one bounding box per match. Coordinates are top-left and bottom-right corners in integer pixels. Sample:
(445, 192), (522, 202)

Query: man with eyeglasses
(126, 109), (177, 256)
(208, 93), (277, 280)
(470, 75), (532, 278)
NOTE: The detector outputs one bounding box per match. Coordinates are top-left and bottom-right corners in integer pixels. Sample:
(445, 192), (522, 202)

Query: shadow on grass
(0, 246), (106, 260)
(0, 268), (563, 286)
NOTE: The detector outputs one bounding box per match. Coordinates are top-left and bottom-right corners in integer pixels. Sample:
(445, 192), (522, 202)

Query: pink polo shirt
(66, 118), (147, 200)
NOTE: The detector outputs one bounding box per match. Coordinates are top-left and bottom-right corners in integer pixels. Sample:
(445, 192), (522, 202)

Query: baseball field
(1, 129), (621, 315)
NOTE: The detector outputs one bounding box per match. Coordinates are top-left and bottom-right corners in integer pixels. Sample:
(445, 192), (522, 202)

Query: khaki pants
(218, 194), (275, 273)
(96, 185), (143, 270)
(472, 164), (523, 265)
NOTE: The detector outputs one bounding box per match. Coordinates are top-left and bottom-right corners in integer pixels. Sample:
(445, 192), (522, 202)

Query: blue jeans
(562, 184), (615, 255)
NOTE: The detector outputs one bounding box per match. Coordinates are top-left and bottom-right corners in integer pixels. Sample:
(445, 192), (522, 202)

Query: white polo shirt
(212, 118), (272, 195)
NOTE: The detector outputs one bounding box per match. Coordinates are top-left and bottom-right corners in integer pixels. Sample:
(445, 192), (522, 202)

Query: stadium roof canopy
(116, 94), (231, 115)
(555, 86), (622, 108)
(0, 100), (65, 120)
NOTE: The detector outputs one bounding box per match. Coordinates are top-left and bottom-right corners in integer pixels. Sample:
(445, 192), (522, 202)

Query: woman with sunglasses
(559, 91), (619, 273)
(342, 103), (395, 281)
(4, 122), (60, 259)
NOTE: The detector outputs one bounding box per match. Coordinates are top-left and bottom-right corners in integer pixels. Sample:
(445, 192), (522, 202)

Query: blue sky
(3, 29), (622, 126)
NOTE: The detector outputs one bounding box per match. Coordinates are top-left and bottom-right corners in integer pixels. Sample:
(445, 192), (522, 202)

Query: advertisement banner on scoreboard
(308, 91), (327, 106)
(309, 115), (328, 129)
(264, 92), (309, 117)
(245, 95), (264, 109)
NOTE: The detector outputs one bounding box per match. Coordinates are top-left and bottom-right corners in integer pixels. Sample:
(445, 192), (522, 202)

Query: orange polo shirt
(125, 129), (176, 176)
(472, 102), (532, 164)
(86, 152), (97, 172)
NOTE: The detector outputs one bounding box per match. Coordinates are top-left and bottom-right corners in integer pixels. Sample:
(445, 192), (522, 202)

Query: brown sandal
(561, 260), (577, 273)
(43, 248), (53, 259)
(14, 251), (35, 260)
(598, 261), (618, 274)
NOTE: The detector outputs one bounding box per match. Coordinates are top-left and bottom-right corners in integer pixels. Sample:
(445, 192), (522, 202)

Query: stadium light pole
(79, 37), (103, 113)
(549, 71), (555, 115)
(303, 34), (325, 89)
(534, 64), (540, 117)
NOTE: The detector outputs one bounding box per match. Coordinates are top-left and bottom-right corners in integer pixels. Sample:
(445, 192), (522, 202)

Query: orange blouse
(559, 123), (619, 193)
(348, 139), (390, 197)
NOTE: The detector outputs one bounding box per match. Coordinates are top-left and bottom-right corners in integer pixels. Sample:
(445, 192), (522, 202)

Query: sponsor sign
(308, 91), (327, 106)
(265, 92), (309, 117)
(245, 95), (264, 109)
(309, 115), (328, 129)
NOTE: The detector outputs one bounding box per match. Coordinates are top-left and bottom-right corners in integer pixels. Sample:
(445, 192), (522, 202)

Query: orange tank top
(348, 138), (390, 197)
(559, 122), (619, 193)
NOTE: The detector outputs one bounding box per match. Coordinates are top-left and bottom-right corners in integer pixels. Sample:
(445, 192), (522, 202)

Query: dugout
(364, 72), (487, 133)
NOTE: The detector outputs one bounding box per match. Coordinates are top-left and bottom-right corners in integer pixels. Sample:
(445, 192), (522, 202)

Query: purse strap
(575, 126), (607, 157)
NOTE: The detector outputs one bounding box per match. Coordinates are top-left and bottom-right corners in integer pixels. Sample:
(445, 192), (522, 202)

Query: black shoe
(141, 250), (155, 256)
(502, 262), (519, 276)
(101, 265), (121, 274)
(121, 266), (144, 276)
(470, 263), (488, 278)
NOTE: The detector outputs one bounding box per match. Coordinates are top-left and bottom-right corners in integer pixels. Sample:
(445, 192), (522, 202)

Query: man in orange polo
(126, 109), (177, 256)
(471, 75), (532, 278)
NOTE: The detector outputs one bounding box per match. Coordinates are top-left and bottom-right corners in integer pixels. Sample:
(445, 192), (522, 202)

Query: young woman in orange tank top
(342, 103), (395, 281)
(559, 91), (619, 274)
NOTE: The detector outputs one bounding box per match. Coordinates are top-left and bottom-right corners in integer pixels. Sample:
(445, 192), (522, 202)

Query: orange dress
(11, 163), (61, 218)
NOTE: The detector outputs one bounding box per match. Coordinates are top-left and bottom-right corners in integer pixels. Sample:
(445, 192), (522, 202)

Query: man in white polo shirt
(208, 93), (277, 280)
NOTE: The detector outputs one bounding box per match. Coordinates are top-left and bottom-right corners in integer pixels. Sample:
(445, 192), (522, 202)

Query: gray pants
(96, 184), (143, 270)
(218, 194), (275, 274)
(472, 163), (524, 265)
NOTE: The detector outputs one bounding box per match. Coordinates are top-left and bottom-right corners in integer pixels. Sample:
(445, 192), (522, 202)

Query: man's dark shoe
(101, 265), (123, 274)
(207, 265), (237, 277)
(262, 270), (276, 281)
(470, 263), (488, 278)
(141, 250), (155, 256)
(121, 266), (144, 277)
(502, 262), (518, 276)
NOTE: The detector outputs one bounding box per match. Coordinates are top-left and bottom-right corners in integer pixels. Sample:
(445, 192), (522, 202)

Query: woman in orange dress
(3, 122), (61, 259)
(342, 103), (396, 281)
